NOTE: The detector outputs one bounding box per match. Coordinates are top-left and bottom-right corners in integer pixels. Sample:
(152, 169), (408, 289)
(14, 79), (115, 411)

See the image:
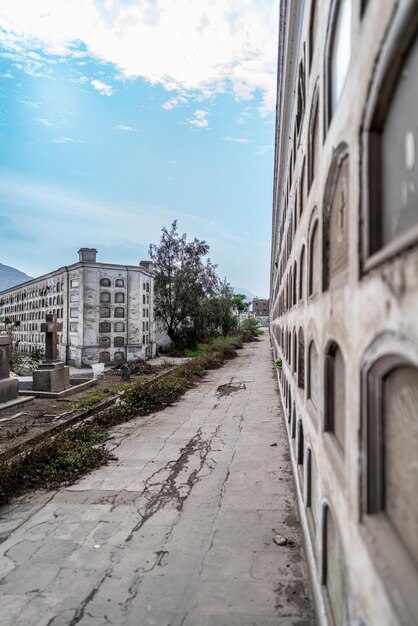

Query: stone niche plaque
(0, 335), (19, 404)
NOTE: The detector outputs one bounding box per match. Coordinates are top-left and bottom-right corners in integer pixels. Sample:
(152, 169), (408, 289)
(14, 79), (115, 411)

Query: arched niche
(308, 215), (321, 297)
(298, 328), (305, 389)
(324, 341), (346, 452)
(322, 504), (348, 625)
(323, 144), (350, 290)
(308, 339), (319, 409)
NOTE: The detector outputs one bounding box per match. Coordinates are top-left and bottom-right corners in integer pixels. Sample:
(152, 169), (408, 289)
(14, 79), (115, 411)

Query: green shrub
(184, 343), (211, 358)
(211, 336), (237, 358)
(240, 317), (259, 335)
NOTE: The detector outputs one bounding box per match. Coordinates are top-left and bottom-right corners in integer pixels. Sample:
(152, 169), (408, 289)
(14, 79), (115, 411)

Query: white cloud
(162, 95), (188, 110)
(18, 98), (41, 108)
(0, 0), (278, 114)
(187, 109), (209, 129)
(35, 117), (52, 126)
(255, 144), (274, 156)
(91, 79), (114, 96)
(236, 106), (251, 125)
(222, 136), (250, 144)
(71, 75), (89, 84)
(115, 124), (138, 133)
(53, 136), (73, 143)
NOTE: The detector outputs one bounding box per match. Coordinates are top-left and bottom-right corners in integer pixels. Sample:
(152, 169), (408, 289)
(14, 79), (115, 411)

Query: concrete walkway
(0, 335), (314, 626)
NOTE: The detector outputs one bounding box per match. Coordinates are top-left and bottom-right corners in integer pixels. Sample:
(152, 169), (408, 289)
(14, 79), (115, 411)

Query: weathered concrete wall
(270, 1), (418, 625)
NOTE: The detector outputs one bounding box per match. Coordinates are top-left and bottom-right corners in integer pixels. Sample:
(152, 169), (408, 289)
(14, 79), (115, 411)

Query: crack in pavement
(125, 426), (219, 543)
(68, 567), (112, 625)
(198, 410), (245, 577)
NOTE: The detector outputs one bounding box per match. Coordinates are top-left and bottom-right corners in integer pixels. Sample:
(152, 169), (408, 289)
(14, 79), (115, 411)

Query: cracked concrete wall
(270, 1), (418, 625)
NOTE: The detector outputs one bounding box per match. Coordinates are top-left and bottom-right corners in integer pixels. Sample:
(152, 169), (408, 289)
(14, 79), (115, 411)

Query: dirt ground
(0, 363), (167, 456)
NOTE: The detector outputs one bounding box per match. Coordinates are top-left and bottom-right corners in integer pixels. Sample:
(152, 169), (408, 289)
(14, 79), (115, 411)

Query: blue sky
(0, 1), (278, 297)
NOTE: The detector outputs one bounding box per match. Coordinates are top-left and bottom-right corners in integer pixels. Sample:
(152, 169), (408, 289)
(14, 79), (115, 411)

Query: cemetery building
(270, 1), (418, 626)
(252, 298), (269, 316)
(0, 248), (156, 368)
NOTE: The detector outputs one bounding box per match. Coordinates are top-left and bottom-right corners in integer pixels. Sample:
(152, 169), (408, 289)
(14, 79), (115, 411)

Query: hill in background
(0, 263), (33, 291)
(234, 287), (257, 302)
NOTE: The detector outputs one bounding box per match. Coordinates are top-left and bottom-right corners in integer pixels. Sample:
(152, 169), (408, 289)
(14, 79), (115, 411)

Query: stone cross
(41, 314), (62, 362)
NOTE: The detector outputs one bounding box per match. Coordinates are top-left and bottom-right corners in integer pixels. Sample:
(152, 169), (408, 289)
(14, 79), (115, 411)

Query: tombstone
(32, 314), (70, 393)
(0, 335), (19, 404)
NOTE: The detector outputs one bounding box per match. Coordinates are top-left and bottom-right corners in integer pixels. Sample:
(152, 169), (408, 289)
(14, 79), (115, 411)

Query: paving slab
(0, 335), (315, 625)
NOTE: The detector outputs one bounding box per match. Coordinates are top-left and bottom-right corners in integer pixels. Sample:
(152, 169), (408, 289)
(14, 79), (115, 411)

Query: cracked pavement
(0, 335), (315, 626)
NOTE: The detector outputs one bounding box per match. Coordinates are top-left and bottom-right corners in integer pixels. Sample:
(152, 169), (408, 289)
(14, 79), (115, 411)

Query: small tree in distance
(231, 293), (250, 313)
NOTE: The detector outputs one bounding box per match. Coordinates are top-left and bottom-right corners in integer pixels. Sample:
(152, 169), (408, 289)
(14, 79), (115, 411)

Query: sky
(0, 0), (279, 297)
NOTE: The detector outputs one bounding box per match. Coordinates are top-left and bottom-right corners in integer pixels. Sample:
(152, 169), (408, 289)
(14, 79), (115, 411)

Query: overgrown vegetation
(239, 316), (262, 341)
(71, 382), (133, 411)
(0, 425), (109, 506)
(0, 338), (248, 507)
(150, 221), (249, 349)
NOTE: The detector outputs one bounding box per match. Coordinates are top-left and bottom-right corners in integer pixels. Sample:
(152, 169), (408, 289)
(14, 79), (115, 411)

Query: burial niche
(308, 89), (320, 189)
(309, 219), (321, 296)
(99, 336), (110, 348)
(99, 321), (111, 333)
(100, 292), (111, 303)
(328, 0), (352, 119)
(298, 328), (305, 389)
(293, 262), (297, 306)
(323, 149), (350, 289)
(369, 29), (418, 254)
(307, 449), (318, 531)
(309, 0), (318, 70)
(308, 340), (319, 408)
(323, 506), (347, 625)
(292, 329), (297, 374)
(325, 342), (346, 452)
(384, 365), (418, 563)
(297, 421), (304, 467)
(299, 246), (305, 301)
(365, 355), (418, 566)
(114, 351), (125, 363)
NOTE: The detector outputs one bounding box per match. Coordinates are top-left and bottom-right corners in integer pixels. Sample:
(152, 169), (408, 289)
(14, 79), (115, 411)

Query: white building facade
(0, 249), (156, 367)
(270, 1), (418, 625)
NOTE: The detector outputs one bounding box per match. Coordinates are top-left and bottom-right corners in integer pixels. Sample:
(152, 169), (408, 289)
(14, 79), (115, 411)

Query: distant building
(252, 298), (269, 316)
(0, 248), (156, 367)
(270, 1), (418, 625)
